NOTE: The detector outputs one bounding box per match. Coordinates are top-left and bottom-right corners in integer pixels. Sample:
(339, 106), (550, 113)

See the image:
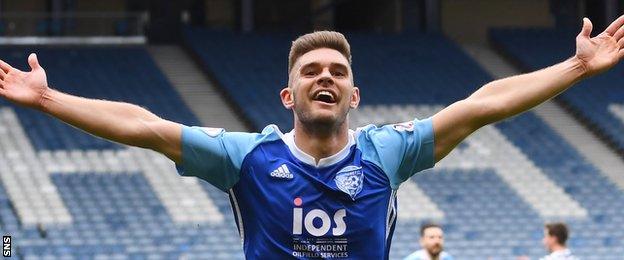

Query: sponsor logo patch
(392, 121), (414, 131)
(199, 127), (224, 137)
(270, 164), (293, 179)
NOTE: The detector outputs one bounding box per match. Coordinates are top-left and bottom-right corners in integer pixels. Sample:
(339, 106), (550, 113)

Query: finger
(614, 24), (624, 41)
(618, 37), (624, 49)
(605, 14), (624, 36)
(0, 68), (5, 80)
(27, 53), (40, 71)
(0, 59), (13, 73)
(579, 17), (593, 38)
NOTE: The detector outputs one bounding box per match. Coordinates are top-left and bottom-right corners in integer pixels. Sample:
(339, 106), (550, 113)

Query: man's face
(420, 227), (444, 257)
(542, 229), (557, 252)
(282, 48), (359, 129)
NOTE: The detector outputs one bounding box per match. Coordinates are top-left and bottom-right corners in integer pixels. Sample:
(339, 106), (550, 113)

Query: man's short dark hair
(288, 31), (351, 74)
(420, 222), (442, 237)
(545, 222), (569, 245)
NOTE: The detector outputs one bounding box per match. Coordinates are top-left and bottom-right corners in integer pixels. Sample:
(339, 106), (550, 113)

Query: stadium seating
(184, 28), (624, 259)
(183, 28), (482, 131)
(0, 47), (243, 259)
(490, 28), (624, 154)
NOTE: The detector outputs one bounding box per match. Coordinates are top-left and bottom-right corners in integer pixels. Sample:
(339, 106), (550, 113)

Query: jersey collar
(280, 129), (355, 168)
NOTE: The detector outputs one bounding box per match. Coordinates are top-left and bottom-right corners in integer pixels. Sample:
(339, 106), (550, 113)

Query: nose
(316, 68), (334, 85)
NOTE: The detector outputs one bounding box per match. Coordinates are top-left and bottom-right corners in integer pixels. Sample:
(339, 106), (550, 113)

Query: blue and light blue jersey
(176, 118), (435, 259)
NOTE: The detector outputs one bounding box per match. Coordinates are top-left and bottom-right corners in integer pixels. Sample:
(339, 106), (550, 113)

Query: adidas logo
(270, 164), (294, 179)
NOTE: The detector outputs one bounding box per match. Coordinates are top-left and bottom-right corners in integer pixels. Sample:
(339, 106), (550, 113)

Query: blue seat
(491, 28), (624, 152)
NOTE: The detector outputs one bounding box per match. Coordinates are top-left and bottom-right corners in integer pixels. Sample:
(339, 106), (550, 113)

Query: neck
(293, 120), (350, 163)
(551, 244), (566, 252)
(428, 252), (440, 260)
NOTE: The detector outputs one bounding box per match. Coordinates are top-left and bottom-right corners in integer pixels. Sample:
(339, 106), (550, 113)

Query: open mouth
(312, 90), (337, 104)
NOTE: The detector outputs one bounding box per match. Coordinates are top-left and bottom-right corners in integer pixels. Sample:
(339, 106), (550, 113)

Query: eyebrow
(299, 62), (349, 72)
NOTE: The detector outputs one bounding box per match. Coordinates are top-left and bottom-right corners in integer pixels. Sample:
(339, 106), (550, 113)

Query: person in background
(540, 222), (578, 260)
(404, 223), (453, 260)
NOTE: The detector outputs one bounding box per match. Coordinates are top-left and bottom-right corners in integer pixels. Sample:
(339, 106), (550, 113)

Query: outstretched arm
(0, 54), (182, 163)
(433, 16), (624, 162)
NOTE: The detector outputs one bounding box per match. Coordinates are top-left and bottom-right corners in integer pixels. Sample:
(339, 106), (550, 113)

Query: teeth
(316, 91), (334, 101)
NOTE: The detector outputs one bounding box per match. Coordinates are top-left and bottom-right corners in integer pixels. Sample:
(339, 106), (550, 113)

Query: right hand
(0, 53), (49, 109)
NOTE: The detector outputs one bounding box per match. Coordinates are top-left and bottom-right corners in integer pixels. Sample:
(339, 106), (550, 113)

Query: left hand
(575, 15), (624, 77)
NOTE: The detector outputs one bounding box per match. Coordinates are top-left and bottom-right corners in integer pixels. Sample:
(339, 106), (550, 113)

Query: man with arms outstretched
(0, 16), (623, 259)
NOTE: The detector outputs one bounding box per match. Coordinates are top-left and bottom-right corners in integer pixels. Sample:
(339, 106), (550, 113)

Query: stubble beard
(426, 244), (443, 259)
(294, 104), (349, 137)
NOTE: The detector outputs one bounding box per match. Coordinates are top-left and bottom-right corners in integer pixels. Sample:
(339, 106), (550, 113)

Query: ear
(349, 86), (360, 109)
(280, 87), (294, 109)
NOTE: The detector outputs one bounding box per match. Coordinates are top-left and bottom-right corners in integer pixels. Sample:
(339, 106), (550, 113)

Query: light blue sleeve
(358, 117), (435, 189)
(175, 125), (279, 192)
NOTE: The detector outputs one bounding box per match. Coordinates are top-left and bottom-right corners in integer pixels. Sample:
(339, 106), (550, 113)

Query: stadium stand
(183, 28), (624, 259)
(490, 28), (624, 155)
(0, 48), (243, 259)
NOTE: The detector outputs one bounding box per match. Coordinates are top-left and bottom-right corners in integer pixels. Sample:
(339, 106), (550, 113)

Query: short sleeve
(176, 125), (274, 191)
(357, 117), (435, 189)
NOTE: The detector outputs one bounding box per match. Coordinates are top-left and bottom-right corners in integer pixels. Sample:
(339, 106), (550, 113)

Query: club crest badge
(334, 166), (364, 200)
